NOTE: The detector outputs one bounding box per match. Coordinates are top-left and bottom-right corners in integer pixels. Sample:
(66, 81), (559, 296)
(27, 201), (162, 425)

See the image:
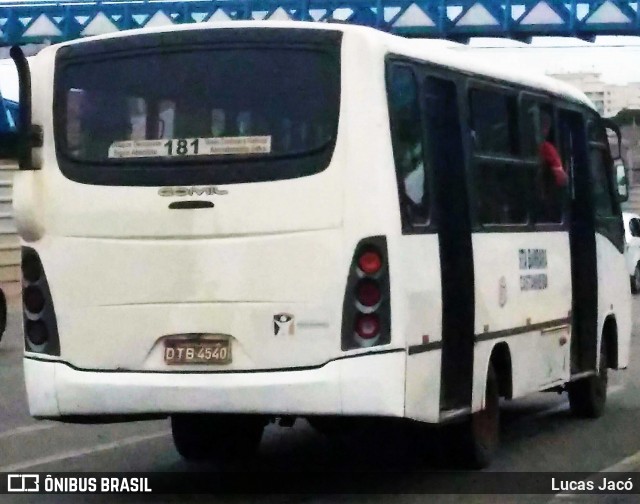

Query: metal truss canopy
(0, 0), (639, 45)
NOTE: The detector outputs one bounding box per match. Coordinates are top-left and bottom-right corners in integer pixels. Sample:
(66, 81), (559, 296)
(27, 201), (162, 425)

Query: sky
(463, 36), (640, 84)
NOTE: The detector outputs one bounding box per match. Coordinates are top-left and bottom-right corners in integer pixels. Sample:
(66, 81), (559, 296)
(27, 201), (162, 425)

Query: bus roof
(49, 20), (595, 112)
(380, 35), (595, 111)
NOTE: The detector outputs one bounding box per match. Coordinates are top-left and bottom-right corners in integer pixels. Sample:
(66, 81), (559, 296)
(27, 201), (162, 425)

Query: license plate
(164, 336), (231, 365)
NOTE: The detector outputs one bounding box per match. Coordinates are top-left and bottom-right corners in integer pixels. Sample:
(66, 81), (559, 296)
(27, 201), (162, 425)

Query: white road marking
(0, 430), (171, 472)
(599, 449), (640, 473)
(547, 383), (636, 502)
(550, 450), (640, 501)
(0, 423), (56, 439)
(607, 384), (625, 395)
(552, 493), (594, 500)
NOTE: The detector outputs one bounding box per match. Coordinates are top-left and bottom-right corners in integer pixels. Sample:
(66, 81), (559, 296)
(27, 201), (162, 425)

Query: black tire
(631, 264), (640, 294)
(0, 288), (6, 343)
(171, 414), (265, 463)
(568, 343), (608, 418)
(451, 364), (500, 469)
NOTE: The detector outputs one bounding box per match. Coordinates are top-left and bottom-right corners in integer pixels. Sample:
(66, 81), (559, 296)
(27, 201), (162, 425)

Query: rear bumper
(24, 350), (406, 420)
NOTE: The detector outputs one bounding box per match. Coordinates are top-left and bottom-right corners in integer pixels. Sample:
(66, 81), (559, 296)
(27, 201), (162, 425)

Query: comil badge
(274, 313), (295, 336)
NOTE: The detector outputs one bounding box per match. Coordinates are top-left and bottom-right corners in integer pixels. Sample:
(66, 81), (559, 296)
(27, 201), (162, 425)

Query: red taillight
(358, 250), (382, 275)
(356, 280), (381, 307)
(342, 238), (389, 350)
(355, 314), (380, 339)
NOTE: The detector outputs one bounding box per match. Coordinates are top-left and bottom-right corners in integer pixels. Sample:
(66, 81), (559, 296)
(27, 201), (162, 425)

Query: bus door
(558, 109), (598, 374)
(422, 75), (475, 413)
(388, 64), (473, 415)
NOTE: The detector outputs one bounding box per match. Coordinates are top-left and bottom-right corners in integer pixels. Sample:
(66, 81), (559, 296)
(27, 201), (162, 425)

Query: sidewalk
(1, 281), (21, 309)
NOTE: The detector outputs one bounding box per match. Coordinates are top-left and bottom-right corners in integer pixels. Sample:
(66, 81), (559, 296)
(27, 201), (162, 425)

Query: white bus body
(11, 21), (630, 466)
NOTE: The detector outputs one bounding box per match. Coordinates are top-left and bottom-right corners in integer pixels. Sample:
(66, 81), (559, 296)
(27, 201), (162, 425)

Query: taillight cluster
(342, 237), (391, 350)
(22, 247), (60, 355)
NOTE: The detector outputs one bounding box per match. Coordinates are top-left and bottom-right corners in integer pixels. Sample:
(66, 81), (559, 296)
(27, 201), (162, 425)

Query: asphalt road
(2, 296), (640, 503)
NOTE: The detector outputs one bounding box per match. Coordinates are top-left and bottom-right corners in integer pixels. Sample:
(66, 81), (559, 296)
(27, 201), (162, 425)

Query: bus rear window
(55, 30), (341, 186)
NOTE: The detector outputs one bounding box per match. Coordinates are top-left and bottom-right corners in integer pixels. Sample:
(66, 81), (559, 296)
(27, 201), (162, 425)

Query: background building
(547, 71), (640, 118)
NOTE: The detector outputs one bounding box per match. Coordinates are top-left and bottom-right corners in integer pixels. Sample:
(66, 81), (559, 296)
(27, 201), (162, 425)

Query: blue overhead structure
(0, 0), (638, 45)
(0, 94), (16, 131)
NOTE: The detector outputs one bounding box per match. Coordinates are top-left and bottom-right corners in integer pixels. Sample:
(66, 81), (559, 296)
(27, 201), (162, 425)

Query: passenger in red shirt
(539, 114), (568, 187)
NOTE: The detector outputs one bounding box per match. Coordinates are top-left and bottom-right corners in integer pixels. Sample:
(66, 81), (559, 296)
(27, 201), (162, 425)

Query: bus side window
(587, 118), (616, 218)
(470, 89), (527, 225)
(469, 89), (518, 156)
(387, 65), (429, 227)
(522, 100), (565, 224)
(589, 148), (616, 217)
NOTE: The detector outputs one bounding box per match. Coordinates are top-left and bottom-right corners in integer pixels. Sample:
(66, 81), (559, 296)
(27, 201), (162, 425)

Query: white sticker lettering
(108, 136), (272, 158)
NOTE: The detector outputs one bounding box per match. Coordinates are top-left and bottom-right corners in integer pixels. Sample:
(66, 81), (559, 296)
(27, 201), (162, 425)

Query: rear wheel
(451, 364), (500, 469)
(568, 343), (608, 418)
(171, 414), (266, 464)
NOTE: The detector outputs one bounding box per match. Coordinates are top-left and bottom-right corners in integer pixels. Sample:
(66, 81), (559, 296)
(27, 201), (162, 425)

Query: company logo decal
(274, 313), (295, 336)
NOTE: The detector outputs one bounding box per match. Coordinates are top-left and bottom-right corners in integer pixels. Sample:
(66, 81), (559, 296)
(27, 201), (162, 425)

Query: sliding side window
(586, 114), (625, 251)
(521, 99), (566, 224)
(470, 88), (530, 225)
(587, 118), (616, 218)
(388, 64), (429, 228)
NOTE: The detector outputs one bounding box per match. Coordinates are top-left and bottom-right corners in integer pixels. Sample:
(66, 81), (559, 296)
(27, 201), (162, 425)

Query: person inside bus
(537, 111), (568, 222)
(539, 112), (568, 188)
(400, 140), (429, 224)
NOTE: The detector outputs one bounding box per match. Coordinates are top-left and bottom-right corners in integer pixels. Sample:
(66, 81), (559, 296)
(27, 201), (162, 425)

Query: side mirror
(10, 46), (41, 170)
(602, 119), (628, 203)
(602, 118), (622, 161)
(615, 161), (629, 203)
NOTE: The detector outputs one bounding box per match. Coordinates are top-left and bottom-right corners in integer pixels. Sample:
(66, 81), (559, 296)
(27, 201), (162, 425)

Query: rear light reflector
(355, 314), (380, 339)
(356, 280), (381, 307)
(26, 320), (48, 346)
(341, 237), (390, 350)
(23, 286), (45, 314)
(22, 251), (42, 283)
(358, 250), (382, 275)
(21, 247), (61, 356)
